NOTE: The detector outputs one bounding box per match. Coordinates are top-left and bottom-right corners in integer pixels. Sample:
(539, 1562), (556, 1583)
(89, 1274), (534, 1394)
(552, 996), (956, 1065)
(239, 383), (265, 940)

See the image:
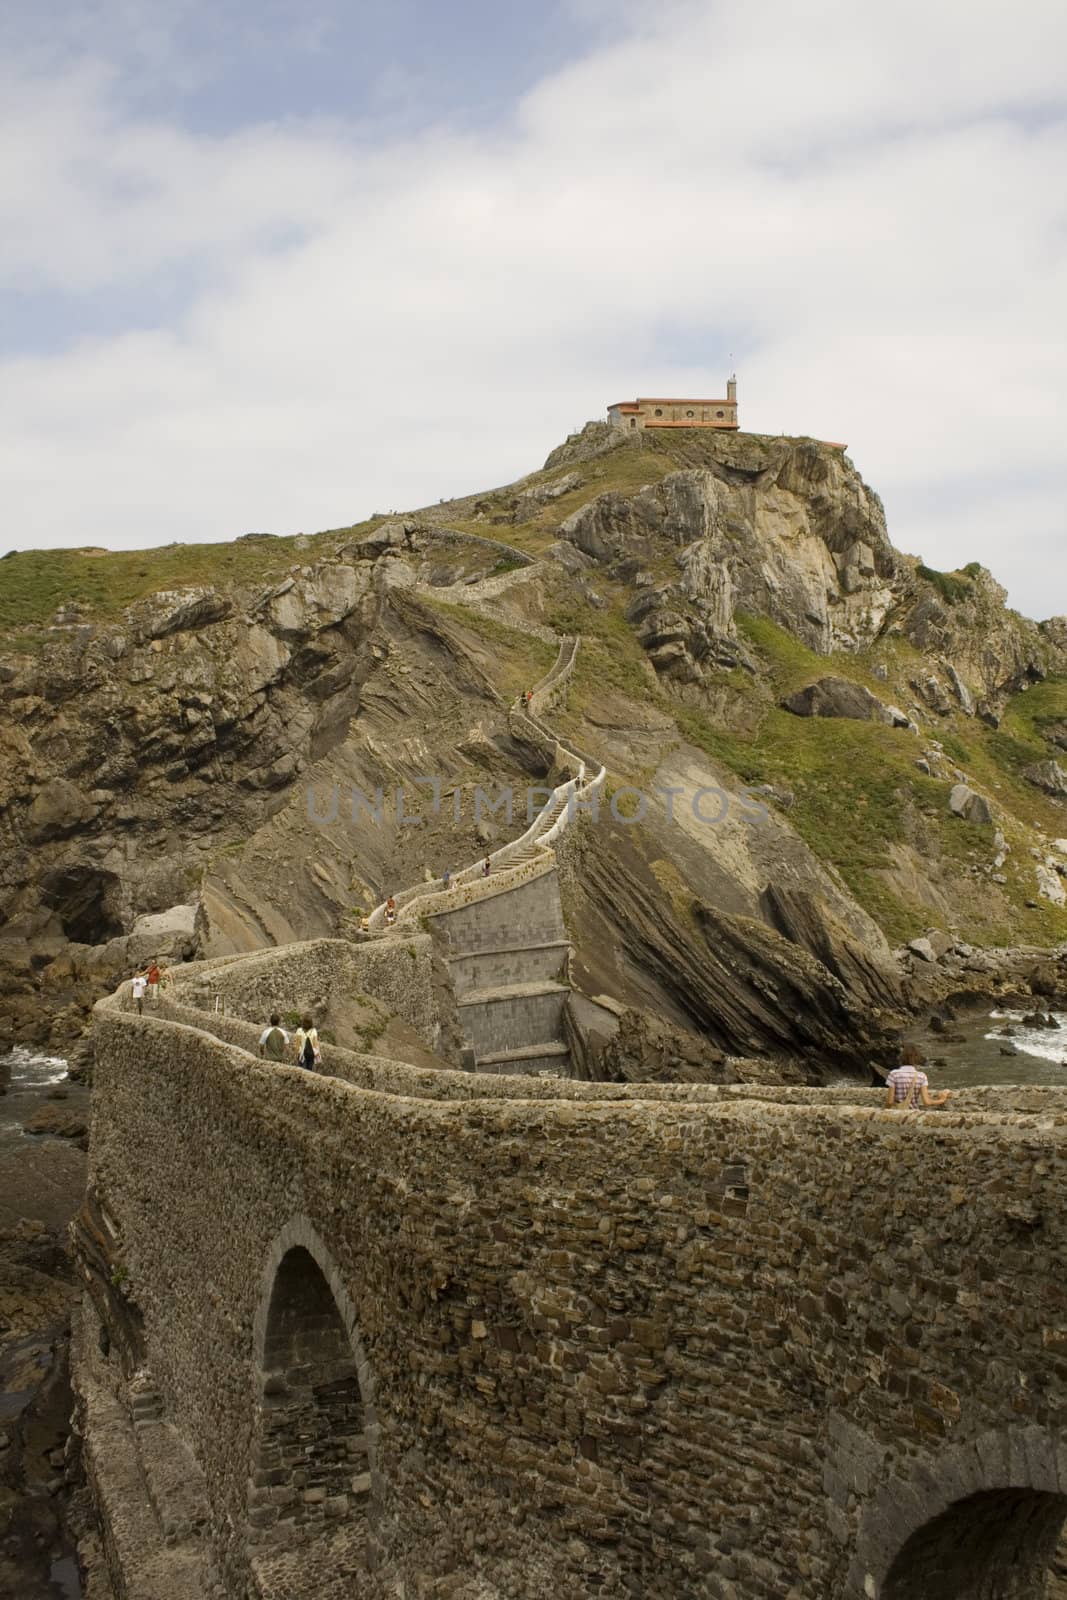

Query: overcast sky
(1, 0), (1064, 619)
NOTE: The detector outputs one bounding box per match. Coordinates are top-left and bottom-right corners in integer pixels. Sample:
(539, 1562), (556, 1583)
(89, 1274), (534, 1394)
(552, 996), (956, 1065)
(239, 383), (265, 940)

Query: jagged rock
(1036, 864), (1067, 906)
(1023, 760), (1067, 797)
(760, 884), (903, 1011)
(591, 1007), (733, 1085)
(27, 780), (99, 844)
(907, 937), (937, 963)
(911, 673), (954, 715)
(23, 1104), (88, 1142)
(512, 471), (582, 520)
(781, 678), (893, 723)
(130, 587), (233, 641)
(944, 662), (975, 715)
(561, 445), (897, 655)
(748, 783), (795, 812)
(949, 783), (993, 825)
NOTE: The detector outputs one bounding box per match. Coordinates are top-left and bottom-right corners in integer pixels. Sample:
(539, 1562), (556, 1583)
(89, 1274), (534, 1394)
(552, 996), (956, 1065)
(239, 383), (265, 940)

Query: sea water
(926, 1009), (1067, 1090)
(0, 1047), (71, 1143)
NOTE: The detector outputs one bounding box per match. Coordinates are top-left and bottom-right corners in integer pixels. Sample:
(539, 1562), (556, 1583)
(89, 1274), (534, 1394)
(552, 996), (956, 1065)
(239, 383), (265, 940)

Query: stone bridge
(75, 953), (1067, 1600)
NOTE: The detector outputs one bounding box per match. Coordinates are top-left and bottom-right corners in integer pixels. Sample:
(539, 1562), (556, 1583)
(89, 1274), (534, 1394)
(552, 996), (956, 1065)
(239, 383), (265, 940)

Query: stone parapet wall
(106, 978), (1067, 1117)
(85, 989), (1067, 1600)
(167, 936), (439, 1049)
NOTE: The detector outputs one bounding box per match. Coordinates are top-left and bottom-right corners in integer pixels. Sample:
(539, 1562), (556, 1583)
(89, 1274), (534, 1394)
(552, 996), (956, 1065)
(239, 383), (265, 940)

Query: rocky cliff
(2, 424), (1066, 1068)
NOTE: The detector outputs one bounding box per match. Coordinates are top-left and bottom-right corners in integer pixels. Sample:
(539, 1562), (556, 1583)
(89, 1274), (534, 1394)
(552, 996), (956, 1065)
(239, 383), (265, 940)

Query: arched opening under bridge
(247, 1225), (376, 1596)
(881, 1488), (1067, 1600)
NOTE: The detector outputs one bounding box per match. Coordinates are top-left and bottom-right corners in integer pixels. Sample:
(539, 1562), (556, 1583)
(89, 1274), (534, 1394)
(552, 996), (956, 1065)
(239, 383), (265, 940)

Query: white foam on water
(2, 1047), (69, 1089)
(983, 1011), (1067, 1066)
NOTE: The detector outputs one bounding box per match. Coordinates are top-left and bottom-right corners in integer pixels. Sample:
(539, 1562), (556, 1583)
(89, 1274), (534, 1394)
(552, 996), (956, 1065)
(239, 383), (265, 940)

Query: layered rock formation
(553, 433), (1065, 715)
(2, 424), (1066, 1073)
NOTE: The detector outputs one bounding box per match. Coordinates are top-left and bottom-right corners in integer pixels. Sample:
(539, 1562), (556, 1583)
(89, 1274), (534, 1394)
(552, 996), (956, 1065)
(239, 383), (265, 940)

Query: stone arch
(848, 1426), (1067, 1600)
(247, 1216), (380, 1592)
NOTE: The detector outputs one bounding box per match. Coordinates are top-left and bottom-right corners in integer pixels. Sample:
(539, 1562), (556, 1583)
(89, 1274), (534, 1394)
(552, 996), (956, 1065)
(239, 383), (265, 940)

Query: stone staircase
(363, 574), (606, 1075)
(436, 871), (573, 1075)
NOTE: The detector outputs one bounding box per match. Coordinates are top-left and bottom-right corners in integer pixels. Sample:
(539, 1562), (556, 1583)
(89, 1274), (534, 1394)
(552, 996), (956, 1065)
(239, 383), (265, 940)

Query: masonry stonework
(74, 945), (1067, 1600)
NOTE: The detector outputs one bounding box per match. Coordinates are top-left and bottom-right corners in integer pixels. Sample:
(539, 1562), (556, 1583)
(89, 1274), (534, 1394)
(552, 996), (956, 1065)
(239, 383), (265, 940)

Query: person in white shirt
(258, 1015), (290, 1062)
(131, 973), (148, 1015)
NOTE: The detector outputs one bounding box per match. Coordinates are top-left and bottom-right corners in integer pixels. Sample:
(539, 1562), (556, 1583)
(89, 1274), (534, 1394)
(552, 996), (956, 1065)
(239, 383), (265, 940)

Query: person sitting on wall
(258, 1014), (290, 1062)
(884, 1048), (951, 1111)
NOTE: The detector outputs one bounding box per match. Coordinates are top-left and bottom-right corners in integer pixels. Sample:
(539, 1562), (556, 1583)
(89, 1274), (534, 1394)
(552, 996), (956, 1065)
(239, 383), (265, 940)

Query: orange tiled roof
(608, 398), (736, 411)
(636, 397), (734, 407)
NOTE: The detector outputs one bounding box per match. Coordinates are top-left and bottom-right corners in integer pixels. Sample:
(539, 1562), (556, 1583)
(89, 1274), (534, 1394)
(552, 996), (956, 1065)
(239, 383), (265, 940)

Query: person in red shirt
(146, 959), (161, 1001)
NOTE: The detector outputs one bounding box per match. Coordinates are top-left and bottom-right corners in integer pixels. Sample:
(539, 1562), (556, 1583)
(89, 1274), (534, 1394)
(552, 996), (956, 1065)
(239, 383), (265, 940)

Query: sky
(1, 0), (1065, 619)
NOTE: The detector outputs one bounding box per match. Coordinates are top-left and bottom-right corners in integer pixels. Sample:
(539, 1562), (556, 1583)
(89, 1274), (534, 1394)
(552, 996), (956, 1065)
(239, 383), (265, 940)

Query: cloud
(0, 0), (1064, 618)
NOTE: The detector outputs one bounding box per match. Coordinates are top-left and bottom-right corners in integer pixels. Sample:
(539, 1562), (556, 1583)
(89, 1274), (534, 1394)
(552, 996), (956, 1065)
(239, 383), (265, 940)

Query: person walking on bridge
(292, 1015), (321, 1071)
(884, 1049), (950, 1111)
(258, 1014), (290, 1062)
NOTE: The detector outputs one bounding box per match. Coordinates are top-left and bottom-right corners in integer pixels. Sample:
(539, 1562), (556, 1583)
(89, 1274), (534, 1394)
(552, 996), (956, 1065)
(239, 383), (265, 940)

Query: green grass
(419, 597), (556, 697)
(659, 619), (1067, 944)
(916, 564), (975, 605)
(0, 516), (385, 646)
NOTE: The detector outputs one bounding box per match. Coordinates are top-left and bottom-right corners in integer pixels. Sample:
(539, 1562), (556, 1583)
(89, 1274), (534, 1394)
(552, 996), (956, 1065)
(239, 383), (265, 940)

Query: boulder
(907, 937), (937, 963)
(23, 1103), (88, 1141)
(512, 471), (582, 520)
(129, 904), (197, 944)
(1036, 864), (1066, 907)
(781, 677), (893, 723)
(949, 784), (993, 825)
(1023, 760), (1067, 797)
(133, 587), (233, 641)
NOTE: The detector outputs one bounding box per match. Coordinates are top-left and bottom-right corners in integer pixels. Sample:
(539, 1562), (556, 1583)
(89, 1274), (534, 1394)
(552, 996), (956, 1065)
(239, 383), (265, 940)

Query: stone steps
(476, 1042), (571, 1075)
(456, 980), (569, 1006)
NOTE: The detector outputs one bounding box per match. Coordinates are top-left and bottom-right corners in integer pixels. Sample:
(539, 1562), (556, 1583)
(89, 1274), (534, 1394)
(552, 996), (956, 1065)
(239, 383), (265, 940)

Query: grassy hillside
(0, 518), (385, 648)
